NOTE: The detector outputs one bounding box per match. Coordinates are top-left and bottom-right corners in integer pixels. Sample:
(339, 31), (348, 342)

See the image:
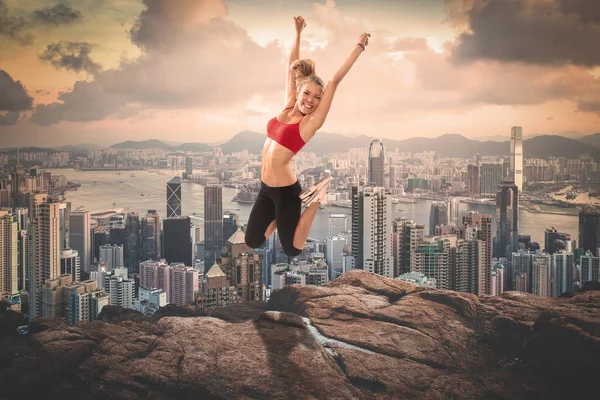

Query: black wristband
(357, 43), (365, 51)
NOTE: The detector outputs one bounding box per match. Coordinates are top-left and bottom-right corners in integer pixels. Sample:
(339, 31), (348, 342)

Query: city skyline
(1, 0), (600, 148)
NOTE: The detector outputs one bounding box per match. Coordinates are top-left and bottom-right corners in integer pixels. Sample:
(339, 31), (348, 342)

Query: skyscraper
(99, 244), (124, 271)
(69, 211), (91, 274)
(359, 186), (393, 278)
(328, 214), (347, 237)
(142, 210), (160, 260)
(429, 201), (448, 235)
(466, 164), (480, 195)
(480, 163), (504, 197)
(223, 212), (239, 243)
(163, 216), (192, 267)
(461, 211), (493, 295)
(60, 248), (80, 282)
(125, 212), (141, 272)
(578, 206), (600, 256)
(204, 184), (223, 269)
(0, 210), (18, 295)
(351, 186), (363, 268)
(368, 139), (385, 187)
(388, 166), (397, 189)
(495, 179), (519, 261)
(166, 177), (182, 218)
(510, 126), (523, 192)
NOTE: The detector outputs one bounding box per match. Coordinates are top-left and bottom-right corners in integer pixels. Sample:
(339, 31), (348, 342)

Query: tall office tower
(16, 207), (28, 231)
(17, 230), (27, 291)
(351, 186), (363, 268)
(414, 236), (453, 290)
(99, 244), (124, 271)
(57, 202), (70, 250)
(388, 166), (397, 189)
(429, 201), (448, 235)
(326, 236), (346, 280)
(578, 206), (600, 255)
(532, 253), (550, 297)
(125, 212), (141, 272)
(461, 211), (493, 295)
(60, 248), (80, 282)
(190, 224), (201, 260)
(480, 163), (504, 197)
(93, 227), (109, 262)
(491, 263), (504, 295)
(512, 250), (534, 293)
(580, 251), (599, 285)
(185, 156), (193, 176)
(11, 156), (27, 207)
(510, 126), (523, 192)
(204, 184), (223, 268)
(29, 200), (62, 320)
(0, 211), (18, 295)
(361, 186), (393, 278)
(368, 139), (385, 187)
(166, 177), (182, 218)
(163, 216), (192, 267)
(495, 179), (519, 261)
(551, 252), (574, 297)
(69, 211), (91, 274)
(329, 214), (347, 237)
(544, 227), (570, 254)
(144, 210), (160, 260)
(109, 226), (126, 247)
(141, 215), (158, 262)
(466, 165), (480, 195)
(169, 264), (199, 306)
(223, 212), (239, 243)
(219, 229), (264, 302)
(447, 197), (461, 226)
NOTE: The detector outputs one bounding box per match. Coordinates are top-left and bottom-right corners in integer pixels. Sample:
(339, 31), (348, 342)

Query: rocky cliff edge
(1, 270), (599, 399)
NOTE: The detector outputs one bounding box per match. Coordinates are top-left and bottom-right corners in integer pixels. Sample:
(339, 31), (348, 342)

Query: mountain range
(3, 132), (600, 160)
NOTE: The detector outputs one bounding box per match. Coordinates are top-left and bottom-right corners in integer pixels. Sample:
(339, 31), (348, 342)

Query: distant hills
(3, 131), (600, 160)
(214, 131), (600, 160)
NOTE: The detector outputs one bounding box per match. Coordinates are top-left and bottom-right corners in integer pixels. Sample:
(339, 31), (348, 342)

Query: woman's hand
(294, 16), (306, 34)
(357, 32), (371, 50)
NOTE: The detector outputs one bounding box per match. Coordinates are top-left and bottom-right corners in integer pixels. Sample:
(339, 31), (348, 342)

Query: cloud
(391, 37), (429, 52)
(449, 0), (600, 67)
(0, 69), (33, 111)
(0, 0), (32, 44)
(39, 41), (102, 75)
(577, 93), (600, 115)
(32, 4), (82, 26)
(0, 111), (19, 125)
(30, 0), (282, 125)
(129, 0), (228, 50)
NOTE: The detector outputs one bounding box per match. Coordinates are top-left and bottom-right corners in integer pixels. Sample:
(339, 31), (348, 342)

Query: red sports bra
(266, 106), (306, 154)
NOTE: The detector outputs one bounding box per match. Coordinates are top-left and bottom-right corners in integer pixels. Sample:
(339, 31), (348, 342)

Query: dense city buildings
(495, 179), (519, 261)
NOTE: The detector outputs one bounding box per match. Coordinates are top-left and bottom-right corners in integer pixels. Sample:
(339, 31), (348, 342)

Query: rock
(0, 269), (599, 399)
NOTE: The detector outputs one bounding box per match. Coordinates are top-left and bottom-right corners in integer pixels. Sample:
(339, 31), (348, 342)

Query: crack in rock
(301, 317), (375, 355)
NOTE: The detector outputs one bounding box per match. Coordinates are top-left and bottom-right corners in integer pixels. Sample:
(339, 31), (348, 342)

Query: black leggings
(245, 180), (303, 256)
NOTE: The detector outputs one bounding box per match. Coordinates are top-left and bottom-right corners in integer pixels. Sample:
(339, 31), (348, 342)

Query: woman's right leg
(244, 187), (276, 249)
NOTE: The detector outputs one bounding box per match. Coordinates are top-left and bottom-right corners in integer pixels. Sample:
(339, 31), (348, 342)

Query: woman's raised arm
(303, 32), (370, 136)
(284, 16), (306, 107)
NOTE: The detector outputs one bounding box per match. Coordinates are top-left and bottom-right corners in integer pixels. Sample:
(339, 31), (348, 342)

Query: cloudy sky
(1, 0), (599, 147)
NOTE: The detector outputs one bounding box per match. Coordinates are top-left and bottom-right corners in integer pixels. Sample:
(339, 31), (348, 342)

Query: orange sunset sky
(1, 0), (599, 148)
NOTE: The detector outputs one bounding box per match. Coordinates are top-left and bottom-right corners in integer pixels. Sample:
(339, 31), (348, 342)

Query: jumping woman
(244, 15), (370, 257)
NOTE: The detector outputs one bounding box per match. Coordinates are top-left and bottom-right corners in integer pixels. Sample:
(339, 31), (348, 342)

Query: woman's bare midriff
(261, 138), (297, 187)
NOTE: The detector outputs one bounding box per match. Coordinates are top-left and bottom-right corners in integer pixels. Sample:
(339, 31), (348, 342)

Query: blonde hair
(290, 59), (324, 91)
